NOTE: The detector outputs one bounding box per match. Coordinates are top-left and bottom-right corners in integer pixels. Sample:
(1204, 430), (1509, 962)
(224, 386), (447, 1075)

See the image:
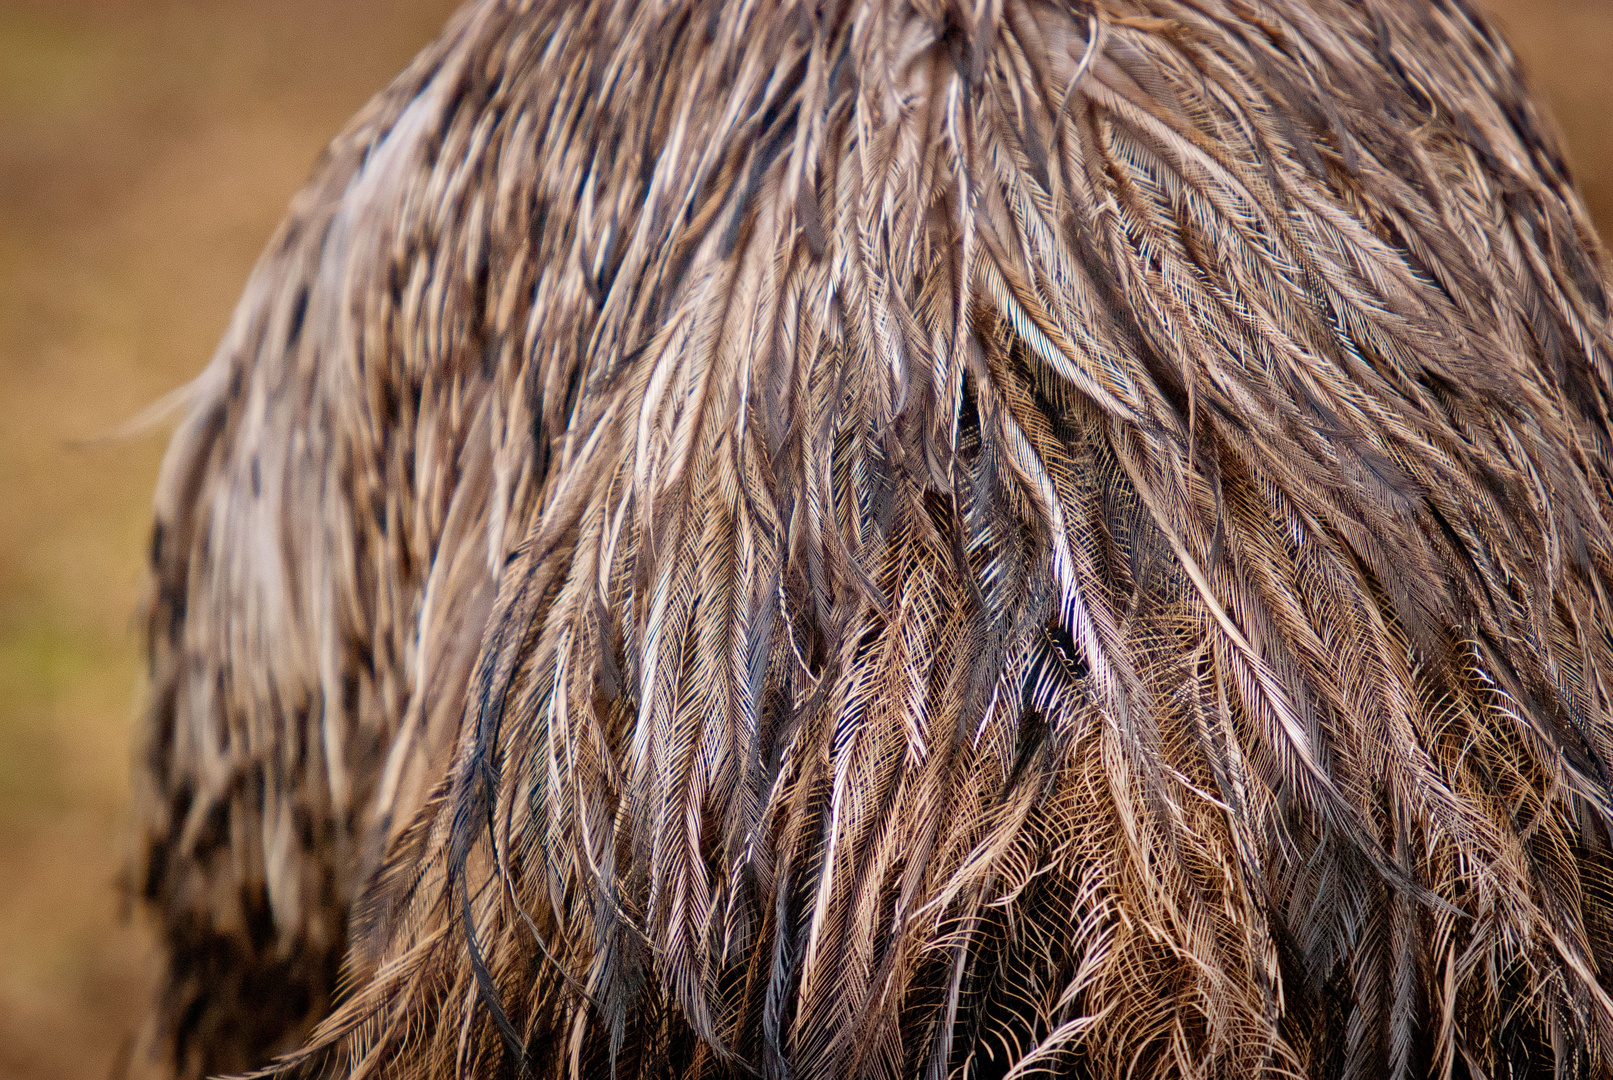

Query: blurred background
(0, 1), (1606, 1077)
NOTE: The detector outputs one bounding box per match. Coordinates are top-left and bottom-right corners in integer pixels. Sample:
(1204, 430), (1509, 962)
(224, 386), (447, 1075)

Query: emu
(133, 0), (1613, 1077)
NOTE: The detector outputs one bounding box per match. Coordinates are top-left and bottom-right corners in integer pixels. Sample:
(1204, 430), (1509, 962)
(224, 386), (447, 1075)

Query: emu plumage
(135, 0), (1613, 1076)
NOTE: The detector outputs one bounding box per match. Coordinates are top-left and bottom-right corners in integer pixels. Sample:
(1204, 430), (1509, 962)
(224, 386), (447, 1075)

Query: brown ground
(0, 2), (1606, 1078)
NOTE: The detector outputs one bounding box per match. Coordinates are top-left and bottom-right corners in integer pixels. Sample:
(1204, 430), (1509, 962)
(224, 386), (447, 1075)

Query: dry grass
(0, 1), (1603, 1077)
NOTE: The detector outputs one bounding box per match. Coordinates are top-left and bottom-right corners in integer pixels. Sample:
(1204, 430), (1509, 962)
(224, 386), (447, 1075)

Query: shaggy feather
(135, 0), (1613, 1077)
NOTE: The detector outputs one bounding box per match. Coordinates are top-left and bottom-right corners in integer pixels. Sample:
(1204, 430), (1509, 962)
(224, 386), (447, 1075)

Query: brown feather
(134, 1), (1613, 1077)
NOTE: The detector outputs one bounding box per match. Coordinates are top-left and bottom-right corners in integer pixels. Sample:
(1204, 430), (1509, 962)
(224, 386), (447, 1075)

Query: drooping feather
(134, 1), (1613, 1077)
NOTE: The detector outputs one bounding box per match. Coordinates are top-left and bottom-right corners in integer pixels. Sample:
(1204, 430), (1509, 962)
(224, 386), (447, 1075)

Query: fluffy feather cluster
(135, 0), (1613, 1076)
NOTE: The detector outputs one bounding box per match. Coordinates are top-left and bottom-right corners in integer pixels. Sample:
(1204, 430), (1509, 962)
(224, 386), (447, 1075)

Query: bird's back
(135, 1), (1613, 1077)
